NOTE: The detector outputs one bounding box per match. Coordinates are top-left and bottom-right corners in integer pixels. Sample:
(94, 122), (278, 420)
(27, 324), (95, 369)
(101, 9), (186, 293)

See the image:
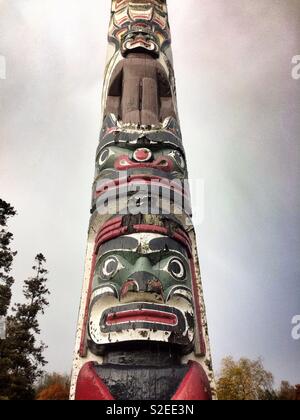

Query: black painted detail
(99, 236), (139, 254)
(93, 363), (189, 400)
(98, 236), (189, 257)
(87, 338), (193, 357)
(103, 343), (182, 367)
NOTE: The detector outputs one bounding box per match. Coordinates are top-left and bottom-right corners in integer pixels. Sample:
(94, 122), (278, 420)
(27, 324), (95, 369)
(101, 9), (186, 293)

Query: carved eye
(168, 258), (186, 281)
(98, 149), (110, 166)
(169, 151), (185, 170)
(160, 160), (169, 166)
(100, 257), (121, 279)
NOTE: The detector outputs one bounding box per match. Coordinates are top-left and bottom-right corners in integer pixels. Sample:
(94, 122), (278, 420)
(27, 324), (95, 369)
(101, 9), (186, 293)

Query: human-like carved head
(121, 25), (160, 57)
(88, 224), (195, 355)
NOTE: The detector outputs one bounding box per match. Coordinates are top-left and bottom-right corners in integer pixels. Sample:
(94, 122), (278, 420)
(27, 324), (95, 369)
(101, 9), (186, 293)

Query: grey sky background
(0, 0), (299, 385)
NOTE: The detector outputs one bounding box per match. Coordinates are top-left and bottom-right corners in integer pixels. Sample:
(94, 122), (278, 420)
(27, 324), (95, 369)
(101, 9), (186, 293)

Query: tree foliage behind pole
(216, 356), (275, 400)
(277, 381), (298, 400)
(35, 373), (70, 400)
(0, 199), (17, 317)
(0, 200), (17, 400)
(1, 254), (50, 400)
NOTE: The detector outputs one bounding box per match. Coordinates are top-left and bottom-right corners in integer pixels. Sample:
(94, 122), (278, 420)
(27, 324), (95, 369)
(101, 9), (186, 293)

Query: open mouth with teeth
(126, 39), (155, 50)
(100, 302), (186, 334)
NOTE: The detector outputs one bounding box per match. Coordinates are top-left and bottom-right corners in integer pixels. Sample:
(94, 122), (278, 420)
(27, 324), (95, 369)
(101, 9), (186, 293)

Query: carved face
(88, 233), (195, 353)
(96, 145), (186, 179)
(94, 145), (188, 213)
(121, 28), (160, 57)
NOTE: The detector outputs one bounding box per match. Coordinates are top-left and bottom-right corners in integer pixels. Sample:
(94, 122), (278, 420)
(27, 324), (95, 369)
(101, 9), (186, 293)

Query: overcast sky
(0, 0), (299, 386)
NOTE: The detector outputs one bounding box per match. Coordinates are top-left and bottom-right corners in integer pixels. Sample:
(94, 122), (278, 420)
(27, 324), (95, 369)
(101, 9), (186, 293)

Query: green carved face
(93, 233), (192, 300)
(88, 233), (195, 353)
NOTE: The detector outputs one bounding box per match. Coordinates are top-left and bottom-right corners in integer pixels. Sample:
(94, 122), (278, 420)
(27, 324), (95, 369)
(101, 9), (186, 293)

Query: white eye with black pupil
(99, 149), (110, 166)
(168, 258), (186, 281)
(101, 257), (118, 278)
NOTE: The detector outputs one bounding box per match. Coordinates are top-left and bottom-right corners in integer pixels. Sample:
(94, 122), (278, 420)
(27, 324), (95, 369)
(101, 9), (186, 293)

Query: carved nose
(146, 278), (163, 294)
(120, 272), (164, 299)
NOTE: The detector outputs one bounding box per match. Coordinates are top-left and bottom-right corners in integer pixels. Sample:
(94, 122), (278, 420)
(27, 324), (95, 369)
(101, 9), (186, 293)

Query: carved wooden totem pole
(70, 0), (215, 400)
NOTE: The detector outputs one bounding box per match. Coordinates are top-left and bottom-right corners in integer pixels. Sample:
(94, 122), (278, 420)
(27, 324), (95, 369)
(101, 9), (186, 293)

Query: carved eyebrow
(149, 237), (188, 257)
(98, 236), (189, 261)
(99, 237), (139, 254)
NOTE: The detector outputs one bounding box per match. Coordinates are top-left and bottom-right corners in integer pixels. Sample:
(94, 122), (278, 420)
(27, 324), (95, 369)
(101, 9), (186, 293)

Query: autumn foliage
(36, 373), (70, 400)
(217, 357), (299, 400)
(37, 383), (69, 400)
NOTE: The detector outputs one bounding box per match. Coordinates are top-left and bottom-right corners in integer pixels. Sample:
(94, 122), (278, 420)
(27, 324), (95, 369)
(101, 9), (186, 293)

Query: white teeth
(115, 121), (163, 132)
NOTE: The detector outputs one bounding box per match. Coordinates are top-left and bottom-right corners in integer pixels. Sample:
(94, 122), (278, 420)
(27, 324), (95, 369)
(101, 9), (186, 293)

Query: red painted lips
(106, 309), (178, 326)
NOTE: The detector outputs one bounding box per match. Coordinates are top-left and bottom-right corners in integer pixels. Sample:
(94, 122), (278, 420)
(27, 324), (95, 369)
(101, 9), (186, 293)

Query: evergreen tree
(3, 254), (50, 400)
(0, 199), (17, 400)
(0, 199), (17, 317)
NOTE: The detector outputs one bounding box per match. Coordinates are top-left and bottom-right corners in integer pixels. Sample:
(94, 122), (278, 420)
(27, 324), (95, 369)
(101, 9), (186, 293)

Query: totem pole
(70, 0), (215, 400)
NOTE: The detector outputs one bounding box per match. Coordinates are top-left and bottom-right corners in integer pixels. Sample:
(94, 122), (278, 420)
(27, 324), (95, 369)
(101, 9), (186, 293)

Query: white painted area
(69, 234), (97, 400)
(89, 298), (194, 346)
